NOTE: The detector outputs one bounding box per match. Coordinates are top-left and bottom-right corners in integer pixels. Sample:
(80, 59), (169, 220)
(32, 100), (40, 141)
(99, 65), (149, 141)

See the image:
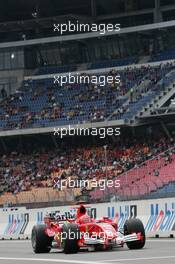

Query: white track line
(1, 256), (175, 264)
(0, 257), (110, 264)
(146, 238), (175, 243)
(101, 255), (175, 262)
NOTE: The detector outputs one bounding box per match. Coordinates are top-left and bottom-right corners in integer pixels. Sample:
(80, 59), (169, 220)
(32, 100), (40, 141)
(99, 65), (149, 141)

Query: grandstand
(0, 0), (175, 208)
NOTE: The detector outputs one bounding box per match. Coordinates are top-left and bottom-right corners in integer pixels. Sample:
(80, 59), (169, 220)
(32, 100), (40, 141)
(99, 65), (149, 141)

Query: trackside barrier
(0, 197), (175, 239)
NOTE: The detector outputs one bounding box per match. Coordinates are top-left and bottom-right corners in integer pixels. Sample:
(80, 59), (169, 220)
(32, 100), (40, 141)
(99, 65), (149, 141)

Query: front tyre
(124, 218), (146, 250)
(61, 223), (80, 254)
(31, 224), (53, 253)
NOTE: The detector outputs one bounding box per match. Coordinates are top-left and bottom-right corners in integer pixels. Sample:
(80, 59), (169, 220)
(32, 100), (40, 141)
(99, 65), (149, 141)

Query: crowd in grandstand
(0, 135), (173, 196)
(0, 58), (174, 201)
(0, 62), (174, 130)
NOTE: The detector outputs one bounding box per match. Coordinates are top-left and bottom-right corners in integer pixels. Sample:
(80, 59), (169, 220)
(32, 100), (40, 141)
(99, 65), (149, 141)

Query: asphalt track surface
(0, 239), (175, 264)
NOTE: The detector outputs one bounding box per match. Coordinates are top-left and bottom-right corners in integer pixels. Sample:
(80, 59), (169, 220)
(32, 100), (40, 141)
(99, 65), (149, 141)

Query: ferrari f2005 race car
(31, 205), (146, 254)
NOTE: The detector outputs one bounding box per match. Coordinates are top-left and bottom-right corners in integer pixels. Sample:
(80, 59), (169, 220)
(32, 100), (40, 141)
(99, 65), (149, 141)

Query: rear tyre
(61, 223), (80, 254)
(31, 224), (53, 253)
(124, 218), (146, 250)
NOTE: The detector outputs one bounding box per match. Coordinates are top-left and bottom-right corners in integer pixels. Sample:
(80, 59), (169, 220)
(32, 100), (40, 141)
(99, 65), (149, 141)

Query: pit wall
(0, 197), (175, 239)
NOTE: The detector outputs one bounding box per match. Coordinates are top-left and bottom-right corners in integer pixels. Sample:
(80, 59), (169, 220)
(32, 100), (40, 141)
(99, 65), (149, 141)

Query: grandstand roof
(0, 0), (92, 22)
(0, 0), (166, 24)
(0, 0), (175, 43)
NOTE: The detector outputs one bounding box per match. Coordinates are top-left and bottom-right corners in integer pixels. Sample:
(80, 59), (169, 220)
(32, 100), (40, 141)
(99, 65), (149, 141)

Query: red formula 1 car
(31, 205), (146, 254)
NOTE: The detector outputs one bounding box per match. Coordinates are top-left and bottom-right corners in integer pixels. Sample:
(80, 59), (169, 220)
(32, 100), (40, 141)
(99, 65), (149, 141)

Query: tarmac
(0, 239), (175, 264)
